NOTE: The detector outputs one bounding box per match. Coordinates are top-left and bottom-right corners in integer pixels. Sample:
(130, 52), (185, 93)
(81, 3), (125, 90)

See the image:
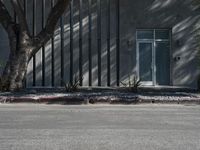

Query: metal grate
(27, 0), (121, 87)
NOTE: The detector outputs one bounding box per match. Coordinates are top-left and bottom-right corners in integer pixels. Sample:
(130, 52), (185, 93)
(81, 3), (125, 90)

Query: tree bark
(1, 28), (32, 91)
(1, 53), (29, 91)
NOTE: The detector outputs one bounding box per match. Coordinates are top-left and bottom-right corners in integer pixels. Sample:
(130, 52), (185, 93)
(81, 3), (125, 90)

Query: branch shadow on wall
(0, 0), (200, 88)
(26, 0), (118, 87)
(119, 0), (200, 88)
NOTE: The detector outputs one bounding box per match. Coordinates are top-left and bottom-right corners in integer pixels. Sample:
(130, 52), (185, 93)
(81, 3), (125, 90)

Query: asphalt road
(0, 104), (200, 150)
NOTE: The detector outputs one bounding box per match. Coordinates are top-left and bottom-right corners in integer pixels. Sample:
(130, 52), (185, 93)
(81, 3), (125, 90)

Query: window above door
(136, 29), (170, 41)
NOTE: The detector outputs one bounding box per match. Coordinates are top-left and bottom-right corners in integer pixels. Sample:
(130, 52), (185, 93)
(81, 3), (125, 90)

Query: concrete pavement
(0, 104), (200, 150)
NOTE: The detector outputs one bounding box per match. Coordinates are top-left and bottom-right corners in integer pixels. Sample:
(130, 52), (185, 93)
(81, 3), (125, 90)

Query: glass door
(137, 41), (154, 85)
(155, 41), (170, 85)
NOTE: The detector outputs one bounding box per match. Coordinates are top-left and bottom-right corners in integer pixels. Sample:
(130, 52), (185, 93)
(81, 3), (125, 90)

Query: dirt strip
(0, 91), (200, 105)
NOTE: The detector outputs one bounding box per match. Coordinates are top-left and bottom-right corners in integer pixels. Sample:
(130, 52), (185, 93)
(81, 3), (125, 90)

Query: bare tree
(0, 0), (70, 91)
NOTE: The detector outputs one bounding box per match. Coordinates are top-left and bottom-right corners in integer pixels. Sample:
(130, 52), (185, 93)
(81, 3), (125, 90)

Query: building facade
(0, 0), (200, 88)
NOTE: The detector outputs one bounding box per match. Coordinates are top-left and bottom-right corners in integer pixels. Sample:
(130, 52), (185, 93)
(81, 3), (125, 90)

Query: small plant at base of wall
(62, 76), (83, 93)
(0, 60), (6, 92)
(121, 76), (141, 93)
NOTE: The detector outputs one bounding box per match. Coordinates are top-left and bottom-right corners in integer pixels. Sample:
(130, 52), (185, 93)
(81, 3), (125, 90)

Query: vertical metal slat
(88, 0), (92, 86)
(24, 0), (27, 18)
(79, 0), (83, 86)
(51, 0), (55, 87)
(107, 0), (110, 86)
(60, 15), (64, 86)
(70, 0), (74, 84)
(116, 0), (120, 86)
(24, 0), (27, 87)
(42, 0), (46, 86)
(32, 0), (36, 87)
(97, 0), (101, 86)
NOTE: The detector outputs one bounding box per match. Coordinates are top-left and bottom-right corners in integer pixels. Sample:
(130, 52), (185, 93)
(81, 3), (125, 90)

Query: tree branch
(0, 0), (18, 54)
(32, 0), (70, 56)
(10, 0), (30, 34)
(0, 0), (14, 31)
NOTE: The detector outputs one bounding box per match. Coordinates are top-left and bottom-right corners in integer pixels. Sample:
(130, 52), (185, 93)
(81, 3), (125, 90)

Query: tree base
(0, 76), (25, 92)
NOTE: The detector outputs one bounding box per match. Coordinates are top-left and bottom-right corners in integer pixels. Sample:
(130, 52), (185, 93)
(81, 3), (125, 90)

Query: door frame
(136, 40), (156, 86)
(136, 29), (172, 86)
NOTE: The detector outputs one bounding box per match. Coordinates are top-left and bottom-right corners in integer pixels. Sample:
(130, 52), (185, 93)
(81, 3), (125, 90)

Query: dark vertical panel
(88, 0), (92, 86)
(116, 0), (120, 86)
(107, 0), (110, 86)
(51, 0), (55, 87)
(60, 15), (64, 85)
(42, 0), (45, 86)
(14, 6), (17, 23)
(97, 0), (101, 86)
(32, 0), (36, 87)
(14, 13), (17, 22)
(79, 0), (83, 86)
(24, 0), (27, 18)
(24, 0), (27, 88)
(70, 0), (74, 84)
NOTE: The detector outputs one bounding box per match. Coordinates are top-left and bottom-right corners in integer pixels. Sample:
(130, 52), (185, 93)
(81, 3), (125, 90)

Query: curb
(0, 95), (200, 105)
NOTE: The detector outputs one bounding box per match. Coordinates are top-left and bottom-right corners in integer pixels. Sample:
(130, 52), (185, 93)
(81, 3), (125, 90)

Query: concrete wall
(0, 0), (200, 88)
(119, 0), (200, 88)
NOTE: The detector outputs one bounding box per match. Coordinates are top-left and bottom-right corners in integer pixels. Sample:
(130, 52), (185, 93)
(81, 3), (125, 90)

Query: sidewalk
(0, 89), (200, 104)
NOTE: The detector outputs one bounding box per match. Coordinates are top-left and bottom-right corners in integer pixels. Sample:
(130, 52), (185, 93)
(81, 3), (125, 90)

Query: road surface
(0, 104), (200, 150)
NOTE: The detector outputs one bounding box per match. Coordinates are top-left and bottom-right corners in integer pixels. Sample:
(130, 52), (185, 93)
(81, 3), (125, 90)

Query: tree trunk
(0, 28), (32, 91)
(1, 51), (30, 91)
